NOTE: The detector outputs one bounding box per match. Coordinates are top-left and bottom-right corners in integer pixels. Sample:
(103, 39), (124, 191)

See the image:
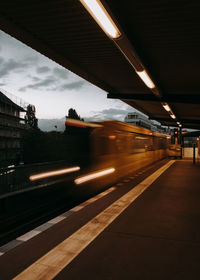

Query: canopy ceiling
(0, 0), (200, 128)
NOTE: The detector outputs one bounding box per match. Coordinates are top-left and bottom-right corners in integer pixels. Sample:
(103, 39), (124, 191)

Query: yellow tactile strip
(13, 160), (175, 280)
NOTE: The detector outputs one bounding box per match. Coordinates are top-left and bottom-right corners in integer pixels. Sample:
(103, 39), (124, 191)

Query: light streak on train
(29, 166), (80, 181)
(74, 167), (115, 185)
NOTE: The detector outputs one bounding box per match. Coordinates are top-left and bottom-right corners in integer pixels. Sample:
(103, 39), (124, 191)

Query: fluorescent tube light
(162, 103), (171, 112)
(80, 0), (121, 39)
(136, 70), (155, 89)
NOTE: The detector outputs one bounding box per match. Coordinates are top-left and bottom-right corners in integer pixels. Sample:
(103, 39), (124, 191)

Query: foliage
(67, 108), (84, 121)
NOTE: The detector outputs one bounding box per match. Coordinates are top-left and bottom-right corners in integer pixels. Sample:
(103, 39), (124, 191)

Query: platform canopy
(0, 0), (200, 129)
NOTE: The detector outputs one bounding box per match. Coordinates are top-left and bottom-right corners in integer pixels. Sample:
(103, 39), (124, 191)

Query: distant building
(124, 111), (170, 134)
(125, 112), (153, 130)
(0, 90), (28, 167)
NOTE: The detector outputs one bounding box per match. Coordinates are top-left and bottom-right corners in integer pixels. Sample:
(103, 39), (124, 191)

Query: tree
(25, 104), (38, 129)
(68, 108), (80, 120)
(67, 108), (84, 121)
(65, 108), (84, 134)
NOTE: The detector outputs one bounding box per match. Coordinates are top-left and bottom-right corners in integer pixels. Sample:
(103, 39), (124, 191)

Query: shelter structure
(0, 1), (200, 129)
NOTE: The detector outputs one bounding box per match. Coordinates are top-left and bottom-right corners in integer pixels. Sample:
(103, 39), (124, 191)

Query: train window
(128, 133), (151, 153)
(153, 137), (168, 150)
(95, 136), (110, 155)
(114, 132), (130, 154)
(116, 135), (125, 153)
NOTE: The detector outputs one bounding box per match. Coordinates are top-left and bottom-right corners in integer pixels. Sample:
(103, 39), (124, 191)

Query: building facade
(124, 111), (170, 134)
(0, 91), (27, 167)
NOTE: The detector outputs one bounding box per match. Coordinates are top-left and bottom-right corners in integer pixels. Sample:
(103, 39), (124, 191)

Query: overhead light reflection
(29, 166), (80, 181)
(80, 0), (121, 39)
(75, 167), (115, 184)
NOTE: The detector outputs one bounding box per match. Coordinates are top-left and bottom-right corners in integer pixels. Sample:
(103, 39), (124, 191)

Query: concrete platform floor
(0, 159), (200, 279)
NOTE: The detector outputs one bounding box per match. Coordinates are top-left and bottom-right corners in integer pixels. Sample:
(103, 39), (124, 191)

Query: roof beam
(150, 117), (200, 125)
(108, 93), (200, 104)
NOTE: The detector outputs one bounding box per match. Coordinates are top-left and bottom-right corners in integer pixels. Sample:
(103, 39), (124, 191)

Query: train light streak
(66, 118), (102, 128)
(80, 0), (121, 39)
(74, 167), (115, 185)
(136, 70), (155, 89)
(29, 166), (80, 181)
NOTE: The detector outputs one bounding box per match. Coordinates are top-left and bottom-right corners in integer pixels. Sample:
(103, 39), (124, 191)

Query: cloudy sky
(0, 29), (137, 121)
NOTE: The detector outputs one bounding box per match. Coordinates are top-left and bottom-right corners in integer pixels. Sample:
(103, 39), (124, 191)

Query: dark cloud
(85, 108), (131, 122)
(26, 74), (41, 83)
(19, 87), (27, 92)
(36, 66), (50, 74)
(53, 67), (69, 79)
(58, 81), (85, 91)
(0, 83), (5, 86)
(31, 76), (41, 82)
(24, 55), (39, 64)
(19, 75), (56, 92)
(19, 74), (84, 92)
(0, 58), (28, 78)
(0, 57), (4, 64)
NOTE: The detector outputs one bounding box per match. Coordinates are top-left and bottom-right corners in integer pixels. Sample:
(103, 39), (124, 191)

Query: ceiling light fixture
(80, 0), (160, 95)
(80, 0), (121, 39)
(136, 70), (155, 89)
(170, 114), (176, 119)
(162, 103), (171, 112)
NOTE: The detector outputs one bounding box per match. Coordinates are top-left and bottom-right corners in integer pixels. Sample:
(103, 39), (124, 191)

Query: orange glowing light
(74, 167), (115, 185)
(29, 166), (80, 181)
(108, 135), (116, 140)
(65, 118), (102, 128)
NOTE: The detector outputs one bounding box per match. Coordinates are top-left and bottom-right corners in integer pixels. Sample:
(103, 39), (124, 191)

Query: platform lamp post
(193, 142), (196, 164)
(179, 126), (183, 159)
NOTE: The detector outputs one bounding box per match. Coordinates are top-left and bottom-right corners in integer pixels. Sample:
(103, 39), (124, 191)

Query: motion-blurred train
(64, 118), (173, 190)
(1, 119), (178, 235)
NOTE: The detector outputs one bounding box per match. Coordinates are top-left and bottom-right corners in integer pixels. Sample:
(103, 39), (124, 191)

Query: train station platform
(0, 159), (200, 279)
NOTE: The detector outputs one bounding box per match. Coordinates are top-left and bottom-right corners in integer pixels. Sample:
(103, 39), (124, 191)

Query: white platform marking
(16, 230), (41, 242)
(71, 205), (84, 212)
(14, 160), (175, 280)
(48, 216), (66, 224)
